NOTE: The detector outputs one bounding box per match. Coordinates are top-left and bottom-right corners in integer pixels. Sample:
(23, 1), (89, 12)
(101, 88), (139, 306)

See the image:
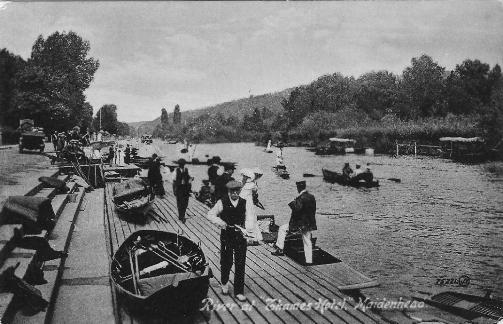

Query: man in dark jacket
(148, 154), (165, 197)
(207, 156), (221, 185)
(172, 158), (192, 223)
(206, 180), (248, 302)
(272, 180), (317, 264)
(124, 144), (131, 164)
(214, 164), (235, 202)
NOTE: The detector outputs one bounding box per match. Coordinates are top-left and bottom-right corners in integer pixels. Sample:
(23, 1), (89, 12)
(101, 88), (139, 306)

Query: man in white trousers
(271, 180), (317, 264)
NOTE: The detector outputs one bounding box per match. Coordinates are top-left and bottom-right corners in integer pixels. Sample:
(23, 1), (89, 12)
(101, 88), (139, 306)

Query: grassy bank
(484, 161), (503, 175)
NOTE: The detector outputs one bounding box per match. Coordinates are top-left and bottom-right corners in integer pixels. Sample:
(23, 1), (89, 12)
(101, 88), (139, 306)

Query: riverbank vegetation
(0, 31), (130, 143)
(153, 54), (502, 157)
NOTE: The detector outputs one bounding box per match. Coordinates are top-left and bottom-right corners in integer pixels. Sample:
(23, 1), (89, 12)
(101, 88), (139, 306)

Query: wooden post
(414, 142), (417, 157)
(396, 141), (399, 156)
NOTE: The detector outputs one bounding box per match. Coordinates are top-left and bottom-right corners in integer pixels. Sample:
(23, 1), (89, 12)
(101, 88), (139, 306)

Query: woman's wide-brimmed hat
(240, 168), (255, 179)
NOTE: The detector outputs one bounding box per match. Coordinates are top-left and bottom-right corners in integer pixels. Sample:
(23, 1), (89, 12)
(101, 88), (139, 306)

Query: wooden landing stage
(104, 184), (385, 324)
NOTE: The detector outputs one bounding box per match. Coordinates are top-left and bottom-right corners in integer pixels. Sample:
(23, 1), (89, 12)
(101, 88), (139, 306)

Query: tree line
(0, 31), (130, 142)
(153, 54), (502, 152)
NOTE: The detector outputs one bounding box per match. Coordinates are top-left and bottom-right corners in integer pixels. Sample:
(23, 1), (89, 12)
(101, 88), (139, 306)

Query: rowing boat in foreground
(322, 168), (379, 188)
(112, 178), (154, 213)
(413, 291), (503, 320)
(111, 230), (211, 315)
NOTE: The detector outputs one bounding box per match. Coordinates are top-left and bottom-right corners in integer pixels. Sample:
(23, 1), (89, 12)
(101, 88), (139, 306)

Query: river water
(155, 141), (503, 301)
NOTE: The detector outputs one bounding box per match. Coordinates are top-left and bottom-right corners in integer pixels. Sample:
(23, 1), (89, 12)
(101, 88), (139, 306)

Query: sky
(1, 1), (503, 122)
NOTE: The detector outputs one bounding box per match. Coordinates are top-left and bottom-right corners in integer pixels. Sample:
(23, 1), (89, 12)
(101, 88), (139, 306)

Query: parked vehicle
(19, 131), (45, 153)
(141, 135), (153, 144)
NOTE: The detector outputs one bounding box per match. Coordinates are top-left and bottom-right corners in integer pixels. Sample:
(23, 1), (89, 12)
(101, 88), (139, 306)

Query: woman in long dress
(239, 168), (263, 241)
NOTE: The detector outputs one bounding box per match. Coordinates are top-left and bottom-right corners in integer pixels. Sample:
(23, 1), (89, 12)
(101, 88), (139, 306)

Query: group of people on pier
(140, 148), (318, 302)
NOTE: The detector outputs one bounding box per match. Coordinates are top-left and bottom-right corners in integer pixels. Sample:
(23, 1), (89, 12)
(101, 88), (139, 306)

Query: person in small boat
(342, 162), (353, 180)
(272, 180), (317, 265)
(206, 180), (248, 302)
(148, 154), (165, 197)
(214, 164), (235, 202)
(197, 179), (213, 206)
(362, 163), (373, 182)
(276, 147), (284, 166)
(353, 164), (363, 176)
(239, 168), (263, 242)
(172, 158), (193, 223)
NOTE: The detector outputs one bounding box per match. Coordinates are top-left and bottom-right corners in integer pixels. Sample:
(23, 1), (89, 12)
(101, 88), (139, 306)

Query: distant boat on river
(322, 168), (379, 188)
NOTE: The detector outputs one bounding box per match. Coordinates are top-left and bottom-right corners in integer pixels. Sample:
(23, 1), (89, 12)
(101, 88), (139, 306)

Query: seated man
(353, 164), (363, 176)
(198, 180), (213, 205)
(342, 162), (353, 180)
(271, 180), (317, 264)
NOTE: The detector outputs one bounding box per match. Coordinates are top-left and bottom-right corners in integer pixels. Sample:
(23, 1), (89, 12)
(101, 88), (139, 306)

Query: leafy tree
(0, 49), (26, 128)
(446, 60), (501, 115)
(311, 73), (357, 113)
(479, 77), (503, 151)
(161, 108), (169, 128)
(116, 122), (130, 136)
(93, 104), (119, 134)
(13, 31), (99, 132)
(282, 86), (314, 128)
(399, 54), (446, 118)
(356, 71), (398, 120)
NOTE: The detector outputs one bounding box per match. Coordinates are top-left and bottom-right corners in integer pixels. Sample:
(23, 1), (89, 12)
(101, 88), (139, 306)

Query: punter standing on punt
(272, 180), (317, 264)
(206, 180), (248, 302)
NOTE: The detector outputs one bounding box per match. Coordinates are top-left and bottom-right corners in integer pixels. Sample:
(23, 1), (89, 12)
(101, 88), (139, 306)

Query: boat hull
(272, 166), (290, 179)
(113, 179), (154, 214)
(322, 168), (379, 188)
(111, 230), (211, 315)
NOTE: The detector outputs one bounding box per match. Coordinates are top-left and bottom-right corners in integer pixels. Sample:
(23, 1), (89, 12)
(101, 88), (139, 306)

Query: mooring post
(414, 141), (417, 157)
(396, 141), (399, 157)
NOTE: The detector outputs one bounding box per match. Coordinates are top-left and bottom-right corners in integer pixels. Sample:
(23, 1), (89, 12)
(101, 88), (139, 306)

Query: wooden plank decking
(104, 183), (386, 324)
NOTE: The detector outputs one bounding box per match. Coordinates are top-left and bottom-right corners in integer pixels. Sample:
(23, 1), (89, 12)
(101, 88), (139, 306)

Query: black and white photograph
(0, 1), (502, 323)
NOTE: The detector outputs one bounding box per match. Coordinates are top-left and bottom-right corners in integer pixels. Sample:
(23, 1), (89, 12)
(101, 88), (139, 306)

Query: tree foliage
(12, 31), (99, 133)
(0, 49), (26, 128)
(93, 104), (119, 134)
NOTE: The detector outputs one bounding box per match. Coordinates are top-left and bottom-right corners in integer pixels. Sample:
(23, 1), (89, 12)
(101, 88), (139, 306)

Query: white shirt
(297, 189), (307, 198)
(354, 168), (363, 175)
(206, 194), (241, 228)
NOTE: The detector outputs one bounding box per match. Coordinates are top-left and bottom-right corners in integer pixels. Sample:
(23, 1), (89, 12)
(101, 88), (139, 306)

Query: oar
(128, 249), (138, 294)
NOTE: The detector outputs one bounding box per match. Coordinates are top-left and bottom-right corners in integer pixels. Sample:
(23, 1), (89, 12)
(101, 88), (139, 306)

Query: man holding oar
(206, 180), (249, 302)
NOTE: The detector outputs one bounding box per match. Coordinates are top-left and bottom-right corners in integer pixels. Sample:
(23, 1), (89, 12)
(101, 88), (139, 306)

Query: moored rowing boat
(111, 230), (211, 315)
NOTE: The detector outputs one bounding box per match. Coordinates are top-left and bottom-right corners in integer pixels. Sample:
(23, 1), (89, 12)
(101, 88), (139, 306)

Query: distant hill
(129, 88), (292, 135)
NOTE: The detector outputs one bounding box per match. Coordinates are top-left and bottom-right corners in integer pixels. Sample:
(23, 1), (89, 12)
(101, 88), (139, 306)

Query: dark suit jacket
(288, 191), (317, 232)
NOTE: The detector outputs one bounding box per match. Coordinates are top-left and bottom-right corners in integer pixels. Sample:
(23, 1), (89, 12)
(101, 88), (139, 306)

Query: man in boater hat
(272, 180), (317, 264)
(206, 180), (248, 302)
(172, 158), (193, 223)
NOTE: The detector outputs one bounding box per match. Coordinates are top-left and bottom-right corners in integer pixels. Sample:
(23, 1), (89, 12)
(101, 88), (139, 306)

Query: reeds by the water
(334, 115), (480, 153)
